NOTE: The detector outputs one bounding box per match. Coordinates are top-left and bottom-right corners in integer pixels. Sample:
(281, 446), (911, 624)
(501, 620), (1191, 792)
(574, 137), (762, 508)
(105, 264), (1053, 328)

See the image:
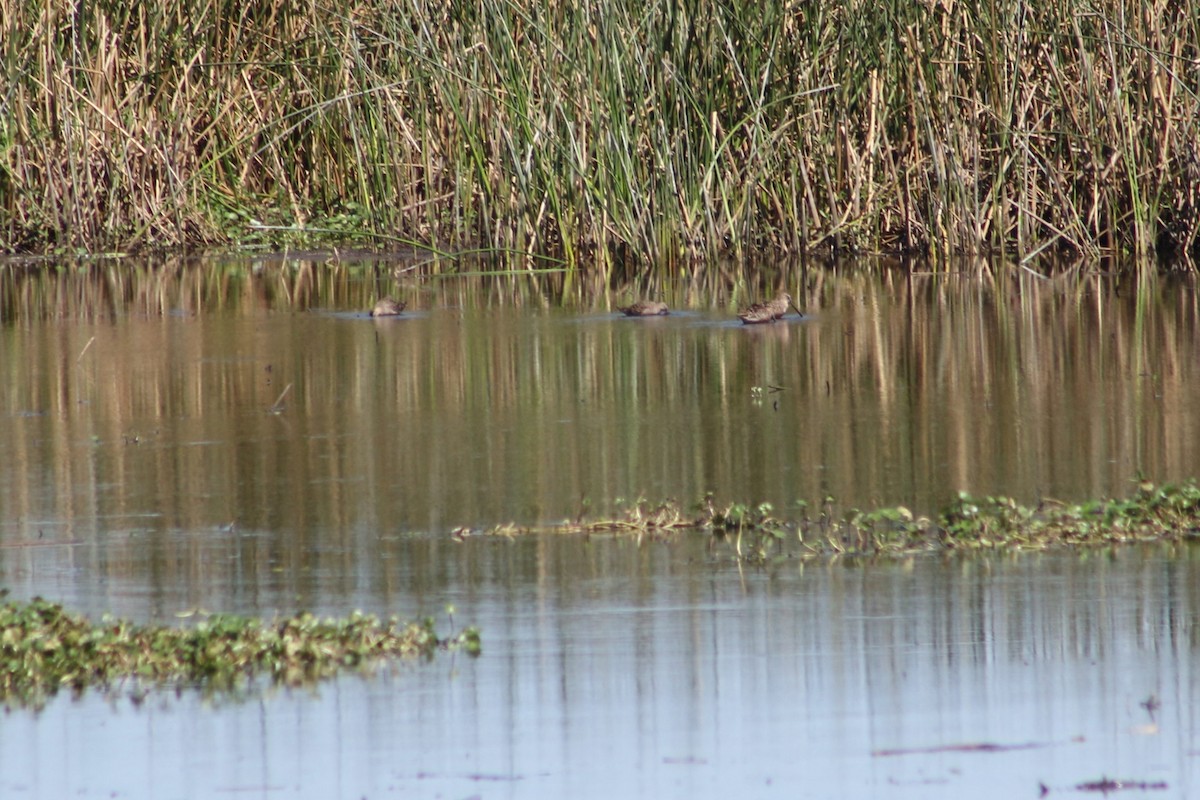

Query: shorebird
(369, 297), (406, 317)
(617, 300), (670, 317)
(737, 292), (793, 325)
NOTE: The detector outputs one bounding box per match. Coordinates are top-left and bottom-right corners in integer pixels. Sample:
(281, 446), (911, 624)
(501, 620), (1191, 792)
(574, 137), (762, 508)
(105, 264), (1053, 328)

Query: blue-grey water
(0, 537), (1194, 799)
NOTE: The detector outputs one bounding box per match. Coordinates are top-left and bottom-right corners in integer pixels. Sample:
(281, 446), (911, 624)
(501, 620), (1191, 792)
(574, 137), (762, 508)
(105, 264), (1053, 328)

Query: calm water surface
(1, 259), (1198, 797)
(0, 537), (1196, 799)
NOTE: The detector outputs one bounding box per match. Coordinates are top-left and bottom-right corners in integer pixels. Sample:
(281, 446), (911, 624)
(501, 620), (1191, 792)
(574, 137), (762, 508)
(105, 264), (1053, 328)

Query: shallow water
(1, 258), (1198, 797)
(3, 261), (1199, 541)
(0, 537), (1195, 798)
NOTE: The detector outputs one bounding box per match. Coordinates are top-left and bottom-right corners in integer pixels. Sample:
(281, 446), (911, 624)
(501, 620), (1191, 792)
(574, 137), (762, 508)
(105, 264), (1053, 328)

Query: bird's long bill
(790, 301), (803, 317)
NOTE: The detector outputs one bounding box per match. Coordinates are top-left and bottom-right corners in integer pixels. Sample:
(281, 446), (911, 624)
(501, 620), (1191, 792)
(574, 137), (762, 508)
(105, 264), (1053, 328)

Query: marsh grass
(0, 598), (480, 708)
(2, 0), (1199, 263)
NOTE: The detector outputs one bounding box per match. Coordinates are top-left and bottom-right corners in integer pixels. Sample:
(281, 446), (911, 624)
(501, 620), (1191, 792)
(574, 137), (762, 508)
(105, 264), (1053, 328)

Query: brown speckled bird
(617, 300), (670, 317)
(369, 297), (406, 317)
(738, 292), (792, 325)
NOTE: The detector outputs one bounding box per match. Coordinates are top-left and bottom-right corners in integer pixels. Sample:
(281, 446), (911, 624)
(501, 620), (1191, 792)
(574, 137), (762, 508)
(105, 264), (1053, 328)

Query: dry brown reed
(1, 0), (1198, 265)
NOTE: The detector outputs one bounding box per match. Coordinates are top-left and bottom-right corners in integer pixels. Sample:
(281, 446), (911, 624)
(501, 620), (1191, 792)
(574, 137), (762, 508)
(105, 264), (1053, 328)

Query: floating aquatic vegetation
(0, 597), (480, 709)
(480, 481), (1200, 562)
(462, 497), (701, 542)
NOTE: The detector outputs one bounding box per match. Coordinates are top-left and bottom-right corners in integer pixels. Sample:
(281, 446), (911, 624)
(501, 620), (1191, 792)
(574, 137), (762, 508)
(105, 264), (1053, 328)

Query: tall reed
(1, 0), (1198, 266)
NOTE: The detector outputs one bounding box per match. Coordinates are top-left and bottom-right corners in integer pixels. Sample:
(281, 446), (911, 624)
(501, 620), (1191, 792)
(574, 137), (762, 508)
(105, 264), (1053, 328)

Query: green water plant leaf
(0, 598), (478, 709)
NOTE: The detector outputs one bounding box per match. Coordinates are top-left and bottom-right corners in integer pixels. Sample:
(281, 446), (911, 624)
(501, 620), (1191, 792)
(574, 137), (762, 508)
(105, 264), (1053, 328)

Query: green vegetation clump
(939, 480), (1200, 546)
(514, 481), (1200, 561)
(1, 0), (1198, 262)
(0, 598), (480, 708)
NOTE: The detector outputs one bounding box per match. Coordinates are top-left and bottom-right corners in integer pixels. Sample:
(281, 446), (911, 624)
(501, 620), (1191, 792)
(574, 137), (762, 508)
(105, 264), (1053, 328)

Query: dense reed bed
(2, 0), (1199, 265)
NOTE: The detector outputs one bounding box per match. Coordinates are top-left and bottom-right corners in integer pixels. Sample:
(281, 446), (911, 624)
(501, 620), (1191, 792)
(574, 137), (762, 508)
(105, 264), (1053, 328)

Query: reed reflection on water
(2, 259), (1199, 554)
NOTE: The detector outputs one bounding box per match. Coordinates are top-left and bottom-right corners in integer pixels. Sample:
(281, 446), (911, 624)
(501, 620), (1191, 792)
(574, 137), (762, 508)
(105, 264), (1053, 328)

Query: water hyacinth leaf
(0, 599), (478, 709)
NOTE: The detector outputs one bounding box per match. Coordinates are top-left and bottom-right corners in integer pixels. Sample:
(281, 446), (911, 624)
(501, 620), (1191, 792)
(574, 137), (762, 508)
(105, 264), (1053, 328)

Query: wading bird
(369, 297), (406, 317)
(617, 300), (670, 317)
(738, 292), (794, 324)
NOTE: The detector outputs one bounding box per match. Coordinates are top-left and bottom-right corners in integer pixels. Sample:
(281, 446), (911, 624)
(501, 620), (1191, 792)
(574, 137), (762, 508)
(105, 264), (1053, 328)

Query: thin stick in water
(268, 383), (293, 415)
(76, 336), (96, 364)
